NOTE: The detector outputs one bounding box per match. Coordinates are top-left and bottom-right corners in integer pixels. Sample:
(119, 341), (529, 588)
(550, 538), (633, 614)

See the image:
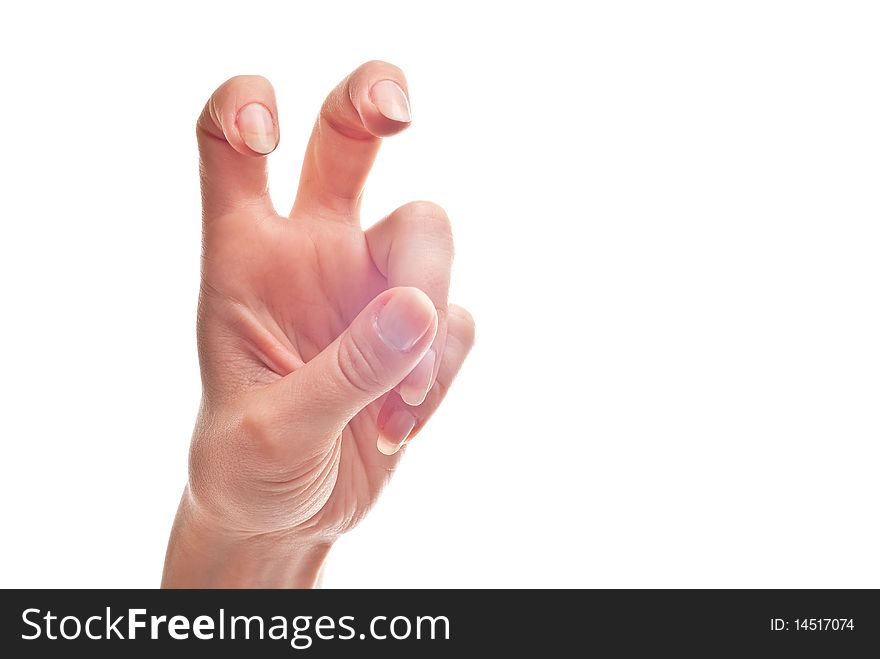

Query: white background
(1, 1), (878, 588)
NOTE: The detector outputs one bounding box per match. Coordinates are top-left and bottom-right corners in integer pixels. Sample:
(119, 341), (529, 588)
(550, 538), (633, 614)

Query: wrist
(162, 488), (332, 588)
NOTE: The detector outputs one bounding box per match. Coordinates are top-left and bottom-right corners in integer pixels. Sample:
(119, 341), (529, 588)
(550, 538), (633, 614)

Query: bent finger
(197, 75), (279, 220)
(376, 304), (475, 455)
(292, 60), (412, 219)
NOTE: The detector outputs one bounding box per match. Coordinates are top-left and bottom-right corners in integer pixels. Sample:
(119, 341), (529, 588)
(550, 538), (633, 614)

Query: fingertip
(376, 406), (416, 455)
(375, 287), (438, 353)
(199, 75), (279, 157)
(350, 61), (412, 137)
(236, 102), (278, 155)
(370, 79), (411, 124)
(399, 347), (436, 406)
(376, 437), (401, 456)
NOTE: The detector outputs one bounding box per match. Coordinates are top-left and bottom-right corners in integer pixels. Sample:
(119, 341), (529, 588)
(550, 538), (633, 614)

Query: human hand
(162, 61), (474, 587)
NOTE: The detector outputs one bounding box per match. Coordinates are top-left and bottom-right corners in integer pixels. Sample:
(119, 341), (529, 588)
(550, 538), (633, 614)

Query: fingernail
(237, 102), (277, 154)
(377, 290), (435, 352)
(400, 349), (436, 406)
(370, 80), (411, 123)
(377, 409), (416, 455)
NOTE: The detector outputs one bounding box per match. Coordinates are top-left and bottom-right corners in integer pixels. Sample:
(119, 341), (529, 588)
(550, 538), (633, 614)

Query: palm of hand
(198, 212), (393, 535)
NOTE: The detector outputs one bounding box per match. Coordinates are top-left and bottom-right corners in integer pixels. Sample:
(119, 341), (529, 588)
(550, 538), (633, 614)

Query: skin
(161, 61), (474, 587)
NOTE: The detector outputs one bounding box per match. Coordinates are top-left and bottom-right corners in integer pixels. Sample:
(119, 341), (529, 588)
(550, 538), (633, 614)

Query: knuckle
(238, 400), (283, 457)
(398, 201), (453, 245)
(361, 58), (390, 69)
(401, 200), (449, 224)
(225, 74), (271, 90)
(449, 305), (476, 348)
(336, 334), (384, 395)
(358, 59), (403, 78)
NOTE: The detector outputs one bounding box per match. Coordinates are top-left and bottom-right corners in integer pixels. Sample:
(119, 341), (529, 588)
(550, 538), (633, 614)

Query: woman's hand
(162, 61), (474, 587)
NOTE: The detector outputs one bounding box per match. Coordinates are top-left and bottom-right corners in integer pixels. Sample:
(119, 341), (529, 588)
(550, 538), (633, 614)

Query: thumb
(266, 287), (437, 448)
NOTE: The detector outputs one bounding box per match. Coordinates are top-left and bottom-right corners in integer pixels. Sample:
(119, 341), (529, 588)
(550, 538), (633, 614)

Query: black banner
(1, 589), (877, 656)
